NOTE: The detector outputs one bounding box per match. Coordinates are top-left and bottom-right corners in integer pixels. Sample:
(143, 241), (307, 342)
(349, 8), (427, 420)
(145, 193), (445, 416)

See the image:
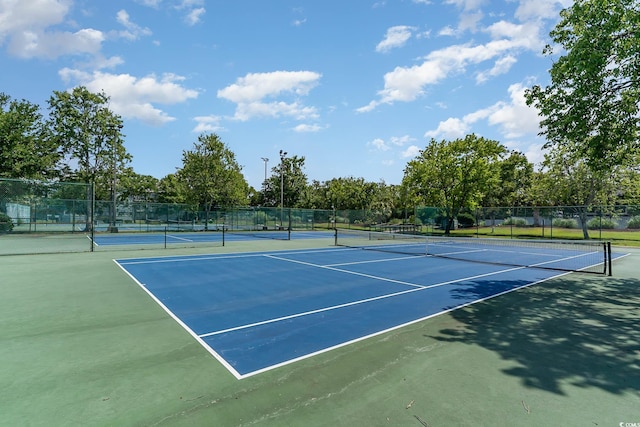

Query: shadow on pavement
(430, 274), (640, 395)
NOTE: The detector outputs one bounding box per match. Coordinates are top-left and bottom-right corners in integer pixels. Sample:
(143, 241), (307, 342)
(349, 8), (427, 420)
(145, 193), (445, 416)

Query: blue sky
(0, 0), (569, 189)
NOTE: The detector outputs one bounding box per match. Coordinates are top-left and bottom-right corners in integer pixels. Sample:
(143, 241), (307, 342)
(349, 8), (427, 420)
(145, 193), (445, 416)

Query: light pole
(261, 157), (268, 194)
(108, 123), (123, 233)
(279, 150), (287, 229)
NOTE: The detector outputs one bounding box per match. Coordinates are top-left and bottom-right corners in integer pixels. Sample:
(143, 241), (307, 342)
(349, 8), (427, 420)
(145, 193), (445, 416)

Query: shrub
(457, 213), (475, 227)
(503, 217), (527, 226)
(552, 218), (578, 229)
(627, 215), (640, 229)
(0, 213), (13, 233)
(587, 217), (617, 230)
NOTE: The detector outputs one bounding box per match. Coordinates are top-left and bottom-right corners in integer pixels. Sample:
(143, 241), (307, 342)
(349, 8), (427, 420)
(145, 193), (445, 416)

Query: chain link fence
(414, 205), (640, 241)
(3, 178), (640, 254)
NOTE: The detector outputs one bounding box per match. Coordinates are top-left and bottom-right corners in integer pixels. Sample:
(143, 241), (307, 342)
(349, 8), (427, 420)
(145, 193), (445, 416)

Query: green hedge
(552, 218), (578, 229)
(628, 215), (640, 229)
(0, 212), (13, 233)
(503, 217), (527, 226)
(587, 217), (617, 230)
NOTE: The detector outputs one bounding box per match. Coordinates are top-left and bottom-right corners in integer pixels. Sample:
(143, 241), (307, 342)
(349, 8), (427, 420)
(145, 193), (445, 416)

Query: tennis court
(116, 234), (623, 379)
(92, 229), (334, 247)
(3, 234), (639, 426)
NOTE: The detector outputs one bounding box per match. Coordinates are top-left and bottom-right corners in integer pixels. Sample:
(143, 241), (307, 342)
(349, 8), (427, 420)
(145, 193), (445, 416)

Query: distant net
(223, 225), (291, 241)
(334, 229), (611, 275)
(166, 219), (211, 232)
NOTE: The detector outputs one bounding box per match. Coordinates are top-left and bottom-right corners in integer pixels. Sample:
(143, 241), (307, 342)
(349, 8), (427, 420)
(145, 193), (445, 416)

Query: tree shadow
(429, 274), (640, 395)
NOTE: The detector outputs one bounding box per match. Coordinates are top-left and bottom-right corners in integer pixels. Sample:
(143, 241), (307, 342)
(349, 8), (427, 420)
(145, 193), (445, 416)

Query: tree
(323, 177), (371, 210)
(157, 173), (186, 204)
(262, 155), (308, 208)
(47, 86), (129, 230)
(0, 93), (60, 179)
(481, 150), (534, 208)
(533, 141), (623, 238)
(525, 0), (640, 172)
(117, 169), (159, 202)
(178, 133), (248, 228)
(402, 134), (507, 234)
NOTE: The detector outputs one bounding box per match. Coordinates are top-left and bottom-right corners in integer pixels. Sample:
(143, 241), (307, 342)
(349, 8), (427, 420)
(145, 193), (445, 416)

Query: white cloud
(135, 0), (161, 7)
(522, 142), (546, 167)
(402, 145), (421, 158)
(369, 135), (414, 151)
(218, 71), (321, 121)
(185, 7), (205, 25)
(390, 135), (414, 146)
(193, 115), (224, 133)
(175, 0), (205, 25)
(515, 0), (571, 21)
(115, 9), (152, 40)
(369, 138), (390, 151)
(445, 0), (486, 12)
(12, 28), (104, 59)
(293, 123), (323, 133)
(476, 55), (517, 83)
(424, 117), (469, 139)
(0, 0), (70, 37)
(376, 26), (415, 53)
(0, 0), (107, 59)
(59, 68), (199, 126)
(486, 82), (541, 138)
(458, 11), (484, 33)
(359, 17), (545, 111)
(423, 82), (541, 141)
(438, 26), (456, 37)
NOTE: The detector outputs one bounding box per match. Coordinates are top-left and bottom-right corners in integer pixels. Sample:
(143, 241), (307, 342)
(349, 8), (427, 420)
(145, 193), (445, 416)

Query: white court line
(235, 270), (569, 379)
(116, 246), (614, 380)
(326, 255), (425, 267)
(264, 253), (428, 289)
(431, 242), (599, 260)
(165, 234), (194, 242)
(198, 254), (525, 339)
(116, 246), (359, 265)
(113, 259), (244, 380)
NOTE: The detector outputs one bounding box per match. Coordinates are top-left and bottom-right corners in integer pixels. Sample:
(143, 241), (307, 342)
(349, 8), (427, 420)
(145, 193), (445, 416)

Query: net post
(90, 181), (95, 252)
(334, 227), (338, 246)
(607, 241), (612, 276)
(288, 208), (291, 241)
(164, 226), (167, 249)
(222, 218), (225, 247)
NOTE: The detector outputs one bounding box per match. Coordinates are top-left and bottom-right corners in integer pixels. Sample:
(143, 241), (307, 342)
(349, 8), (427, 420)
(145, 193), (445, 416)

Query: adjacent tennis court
(93, 229), (334, 247)
(116, 234), (623, 379)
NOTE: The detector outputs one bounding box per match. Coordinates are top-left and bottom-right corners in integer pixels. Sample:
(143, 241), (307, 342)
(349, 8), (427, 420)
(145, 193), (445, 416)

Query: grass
(443, 225), (640, 246)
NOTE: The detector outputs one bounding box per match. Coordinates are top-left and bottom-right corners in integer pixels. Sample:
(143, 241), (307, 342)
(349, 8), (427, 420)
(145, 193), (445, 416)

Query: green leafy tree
(117, 169), (159, 202)
(263, 155), (308, 208)
(178, 133), (248, 228)
(525, 0), (640, 172)
(402, 134), (507, 234)
(157, 173), (187, 204)
(482, 150), (534, 208)
(47, 86), (129, 230)
(616, 167), (640, 204)
(0, 93), (60, 179)
(323, 177), (372, 210)
(298, 179), (327, 209)
(534, 141), (623, 238)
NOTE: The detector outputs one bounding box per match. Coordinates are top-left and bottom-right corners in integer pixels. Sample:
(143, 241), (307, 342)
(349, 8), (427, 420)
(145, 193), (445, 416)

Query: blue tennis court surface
(114, 245), (596, 379)
(94, 230), (332, 246)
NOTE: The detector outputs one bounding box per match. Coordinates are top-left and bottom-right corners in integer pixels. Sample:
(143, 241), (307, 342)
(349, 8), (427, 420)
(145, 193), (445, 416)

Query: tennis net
(334, 229), (612, 275)
(223, 225), (291, 241)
